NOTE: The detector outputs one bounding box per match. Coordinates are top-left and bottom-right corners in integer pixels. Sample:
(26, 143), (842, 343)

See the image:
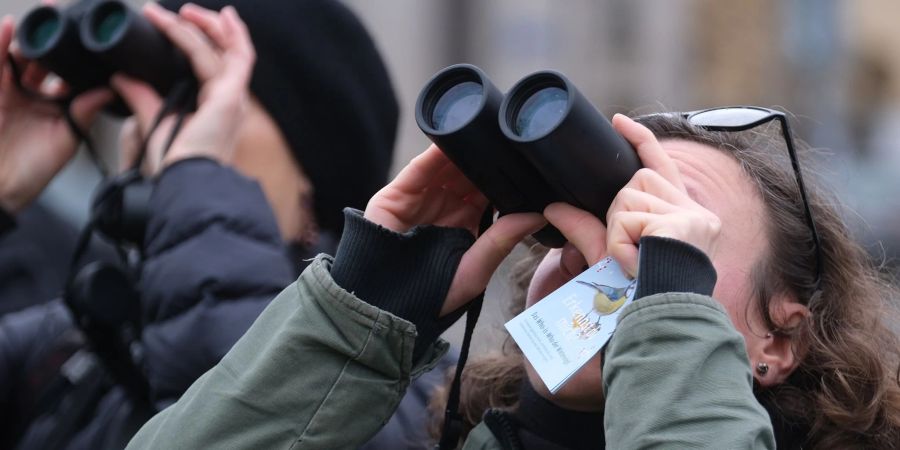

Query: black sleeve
(634, 236), (717, 299)
(0, 208), (15, 237)
(329, 208), (475, 361)
(138, 157), (295, 401)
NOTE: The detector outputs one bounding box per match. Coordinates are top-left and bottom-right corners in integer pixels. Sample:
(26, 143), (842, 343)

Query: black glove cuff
(634, 236), (717, 299)
(330, 208), (475, 360)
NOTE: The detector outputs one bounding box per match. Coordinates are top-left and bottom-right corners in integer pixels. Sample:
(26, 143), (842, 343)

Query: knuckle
(608, 210), (625, 226)
(707, 214), (722, 235)
(635, 168), (655, 179)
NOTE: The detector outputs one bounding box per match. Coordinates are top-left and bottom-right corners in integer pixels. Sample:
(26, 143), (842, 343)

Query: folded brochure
(505, 257), (636, 393)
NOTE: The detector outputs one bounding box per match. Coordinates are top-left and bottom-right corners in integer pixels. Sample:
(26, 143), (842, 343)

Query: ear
(753, 297), (810, 387)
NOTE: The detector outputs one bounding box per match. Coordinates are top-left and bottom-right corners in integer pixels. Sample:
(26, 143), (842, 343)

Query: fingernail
(613, 113), (632, 123)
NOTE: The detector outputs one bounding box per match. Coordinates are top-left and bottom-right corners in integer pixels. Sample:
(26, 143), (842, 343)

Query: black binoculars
(17, 0), (192, 113)
(416, 64), (641, 248)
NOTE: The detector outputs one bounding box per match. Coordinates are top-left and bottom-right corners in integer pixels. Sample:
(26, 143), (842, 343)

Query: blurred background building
(5, 0), (899, 271)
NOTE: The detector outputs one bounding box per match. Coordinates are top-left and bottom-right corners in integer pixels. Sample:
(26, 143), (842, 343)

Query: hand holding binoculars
(17, 0), (194, 114)
(415, 65), (641, 248)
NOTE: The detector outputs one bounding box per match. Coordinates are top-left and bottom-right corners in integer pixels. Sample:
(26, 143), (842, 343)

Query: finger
(69, 87), (113, 129)
(544, 202), (608, 265)
(179, 3), (227, 44)
(606, 186), (678, 225)
(606, 211), (656, 278)
(219, 6), (254, 60)
(435, 194), (490, 234)
(622, 168), (693, 206)
(433, 162), (480, 198)
(443, 212), (547, 315)
(44, 75), (68, 97)
(144, 3), (220, 81)
(190, 6), (254, 117)
(110, 74), (163, 131)
(0, 16), (14, 81)
(22, 59), (49, 89)
(391, 146), (452, 193)
(117, 117), (142, 172)
(215, 6), (255, 86)
(612, 114), (686, 193)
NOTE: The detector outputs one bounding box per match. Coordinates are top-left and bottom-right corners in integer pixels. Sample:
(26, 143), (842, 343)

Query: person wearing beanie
(0, 2), (400, 449)
(147, 0), (399, 256)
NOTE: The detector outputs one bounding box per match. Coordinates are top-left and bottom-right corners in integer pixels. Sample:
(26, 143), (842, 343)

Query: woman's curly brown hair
(431, 113), (900, 449)
(637, 114), (900, 449)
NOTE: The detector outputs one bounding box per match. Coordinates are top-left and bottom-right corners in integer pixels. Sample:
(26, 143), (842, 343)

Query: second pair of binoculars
(18, 0), (193, 113)
(416, 64), (641, 248)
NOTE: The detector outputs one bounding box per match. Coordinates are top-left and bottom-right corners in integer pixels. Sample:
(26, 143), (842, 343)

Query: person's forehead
(657, 138), (751, 209)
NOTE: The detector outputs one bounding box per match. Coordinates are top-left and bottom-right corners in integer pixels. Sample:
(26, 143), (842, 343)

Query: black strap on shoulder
(437, 207), (495, 450)
(437, 294), (483, 450)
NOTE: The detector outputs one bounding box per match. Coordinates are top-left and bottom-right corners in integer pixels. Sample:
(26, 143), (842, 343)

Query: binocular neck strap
(438, 206), (495, 450)
(438, 294), (484, 450)
(130, 78), (196, 172)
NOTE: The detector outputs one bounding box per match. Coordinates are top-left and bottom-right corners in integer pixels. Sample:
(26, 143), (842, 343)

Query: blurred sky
(6, 0), (900, 270)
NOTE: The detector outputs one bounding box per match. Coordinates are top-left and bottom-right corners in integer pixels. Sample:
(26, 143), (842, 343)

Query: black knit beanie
(160, 0), (399, 234)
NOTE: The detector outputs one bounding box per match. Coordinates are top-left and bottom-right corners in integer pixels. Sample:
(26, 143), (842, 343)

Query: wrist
(634, 236), (717, 298)
(330, 208), (475, 360)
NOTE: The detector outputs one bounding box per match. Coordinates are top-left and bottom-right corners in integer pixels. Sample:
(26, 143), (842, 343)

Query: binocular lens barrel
(416, 64), (565, 247)
(500, 71), (641, 224)
(23, 9), (61, 52)
(430, 81), (483, 132)
(18, 3), (110, 95)
(89, 2), (128, 45)
(20, 7), (66, 56)
(513, 85), (568, 140)
(17, 0), (194, 114)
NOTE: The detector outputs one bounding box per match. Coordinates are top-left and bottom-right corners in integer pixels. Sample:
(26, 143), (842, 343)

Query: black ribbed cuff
(512, 381), (604, 450)
(634, 236), (717, 299)
(0, 207), (15, 236)
(330, 208), (475, 361)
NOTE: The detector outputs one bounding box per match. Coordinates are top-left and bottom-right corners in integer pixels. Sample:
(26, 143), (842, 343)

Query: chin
(524, 355), (606, 412)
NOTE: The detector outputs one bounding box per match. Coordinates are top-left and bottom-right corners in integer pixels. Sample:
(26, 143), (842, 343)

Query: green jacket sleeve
(602, 293), (776, 449)
(126, 255), (448, 450)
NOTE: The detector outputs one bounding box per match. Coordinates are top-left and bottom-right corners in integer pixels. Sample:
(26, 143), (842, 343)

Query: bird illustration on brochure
(505, 256), (637, 393)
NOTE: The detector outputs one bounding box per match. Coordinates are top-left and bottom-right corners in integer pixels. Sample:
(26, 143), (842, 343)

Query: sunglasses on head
(639, 106), (823, 292)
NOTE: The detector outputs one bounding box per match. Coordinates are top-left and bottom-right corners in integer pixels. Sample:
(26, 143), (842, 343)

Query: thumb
(110, 74), (163, 132)
(442, 213), (546, 316)
(544, 202), (608, 265)
(117, 117), (142, 173)
(69, 88), (114, 129)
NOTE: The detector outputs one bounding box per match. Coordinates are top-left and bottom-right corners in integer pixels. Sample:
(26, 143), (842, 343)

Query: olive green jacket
(126, 255), (774, 449)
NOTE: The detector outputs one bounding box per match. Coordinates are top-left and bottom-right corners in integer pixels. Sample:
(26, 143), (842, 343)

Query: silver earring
(756, 362), (769, 376)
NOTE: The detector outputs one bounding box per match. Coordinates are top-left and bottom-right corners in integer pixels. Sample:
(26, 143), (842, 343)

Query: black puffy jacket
(0, 159), (295, 449)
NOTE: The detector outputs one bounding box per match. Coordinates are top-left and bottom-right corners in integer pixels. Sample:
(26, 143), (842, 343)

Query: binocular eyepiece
(18, 0), (193, 113)
(416, 64), (641, 248)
